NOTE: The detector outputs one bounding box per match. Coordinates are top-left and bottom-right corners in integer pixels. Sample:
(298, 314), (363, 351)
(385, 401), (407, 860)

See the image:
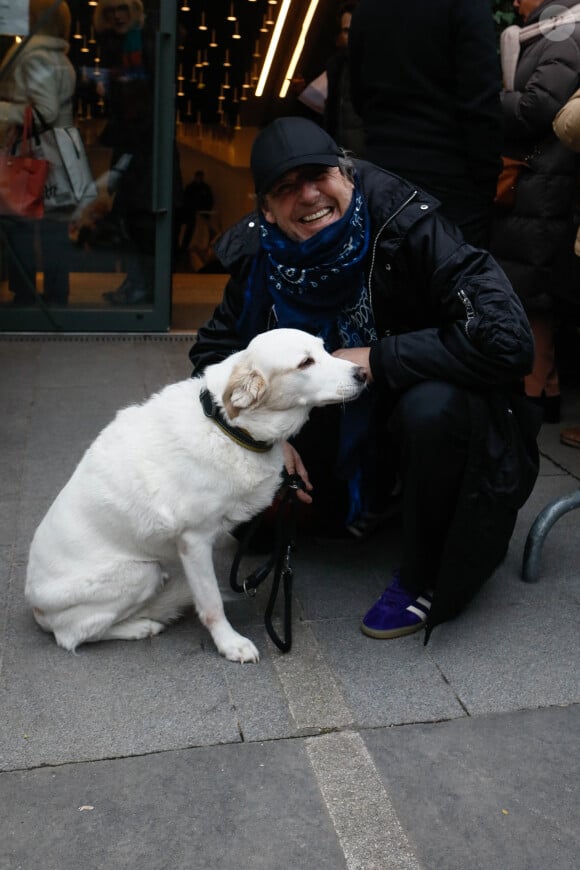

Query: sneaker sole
(360, 619), (426, 640)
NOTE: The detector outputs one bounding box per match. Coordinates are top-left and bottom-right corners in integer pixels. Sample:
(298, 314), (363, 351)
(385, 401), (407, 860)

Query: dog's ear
(223, 365), (268, 418)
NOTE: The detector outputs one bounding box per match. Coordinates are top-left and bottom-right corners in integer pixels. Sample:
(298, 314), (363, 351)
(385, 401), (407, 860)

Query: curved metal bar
(522, 489), (580, 583)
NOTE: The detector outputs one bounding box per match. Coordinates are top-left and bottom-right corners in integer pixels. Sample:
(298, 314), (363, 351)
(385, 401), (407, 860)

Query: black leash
(229, 471), (306, 653)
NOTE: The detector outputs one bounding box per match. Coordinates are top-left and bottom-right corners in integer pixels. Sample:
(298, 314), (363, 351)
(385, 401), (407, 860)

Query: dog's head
(204, 328), (367, 443)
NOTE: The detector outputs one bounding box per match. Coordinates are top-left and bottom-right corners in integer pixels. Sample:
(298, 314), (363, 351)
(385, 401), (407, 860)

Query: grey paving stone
(427, 589), (580, 714)
(0, 577), (246, 770)
(35, 340), (143, 389)
(364, 705), (580, 870)
(0, 549), (11, 664)
(0, 341), (40, 395)
(0, 495), (20, 548)
(311, 618), (466, 727)
(538, 421), (580, 477)
(221, 631), (298, 742)
(292, 530), (401, 621)
(0, 739), (347, 870)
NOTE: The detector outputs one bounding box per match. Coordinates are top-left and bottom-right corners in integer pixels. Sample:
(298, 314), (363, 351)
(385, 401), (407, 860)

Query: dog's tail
(135, 575), (193, 624)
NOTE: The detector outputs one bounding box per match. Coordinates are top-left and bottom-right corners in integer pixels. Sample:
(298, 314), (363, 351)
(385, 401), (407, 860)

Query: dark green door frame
(0, 0), (177, 334)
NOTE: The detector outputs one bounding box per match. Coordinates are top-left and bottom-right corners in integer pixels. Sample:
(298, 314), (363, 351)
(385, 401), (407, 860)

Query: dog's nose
(354, 366), (367, 384)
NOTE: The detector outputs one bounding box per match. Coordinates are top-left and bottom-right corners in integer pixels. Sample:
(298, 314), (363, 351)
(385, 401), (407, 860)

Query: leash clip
(282, 470), (307, 494)
(242, 578), (257, 598)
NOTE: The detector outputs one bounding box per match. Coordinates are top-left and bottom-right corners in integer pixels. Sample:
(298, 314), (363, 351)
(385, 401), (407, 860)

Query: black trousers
(388, 380), (471, 594)
(293, 380), (471, 593)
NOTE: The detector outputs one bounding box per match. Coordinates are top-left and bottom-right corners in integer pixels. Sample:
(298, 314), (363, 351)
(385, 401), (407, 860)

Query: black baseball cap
(251, 116), (342, 196)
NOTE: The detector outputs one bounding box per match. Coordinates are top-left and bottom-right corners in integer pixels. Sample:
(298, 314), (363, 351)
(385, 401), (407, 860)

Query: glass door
(0, 0), (176, 332)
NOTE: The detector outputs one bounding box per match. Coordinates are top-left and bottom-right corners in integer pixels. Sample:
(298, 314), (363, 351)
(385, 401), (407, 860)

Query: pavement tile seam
(305, 730), (421, 870)
(269, 621), (355, 733)
(3, 702), (579, 776)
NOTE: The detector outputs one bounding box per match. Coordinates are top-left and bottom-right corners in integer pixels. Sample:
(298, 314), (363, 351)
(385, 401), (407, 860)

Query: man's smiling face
(261, 165), (354, 242)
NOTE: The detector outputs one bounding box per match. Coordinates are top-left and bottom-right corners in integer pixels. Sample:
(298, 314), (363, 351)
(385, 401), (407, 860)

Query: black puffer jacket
(490, 0), (580, 310)
(189, 161), (540, 634)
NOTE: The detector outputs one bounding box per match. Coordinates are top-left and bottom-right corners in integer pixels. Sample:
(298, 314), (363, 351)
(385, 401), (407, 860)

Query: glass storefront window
(0, 0), (175, 332)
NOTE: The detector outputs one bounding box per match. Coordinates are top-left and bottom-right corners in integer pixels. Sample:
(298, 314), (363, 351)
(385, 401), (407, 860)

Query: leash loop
(229, 471), (306, 652)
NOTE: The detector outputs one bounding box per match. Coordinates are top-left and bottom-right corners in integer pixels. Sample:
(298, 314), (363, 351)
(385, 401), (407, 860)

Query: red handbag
(0, 106), (50, 219)
(494, 155), (529, 209)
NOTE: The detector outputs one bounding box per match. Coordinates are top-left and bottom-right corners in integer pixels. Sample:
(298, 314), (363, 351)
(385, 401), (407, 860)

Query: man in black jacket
(189, 117), (540, 643)
(348, 0), (502, 247)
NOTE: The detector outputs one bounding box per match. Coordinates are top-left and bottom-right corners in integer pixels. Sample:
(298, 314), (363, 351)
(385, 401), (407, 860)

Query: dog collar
(199, 389), (274, 453)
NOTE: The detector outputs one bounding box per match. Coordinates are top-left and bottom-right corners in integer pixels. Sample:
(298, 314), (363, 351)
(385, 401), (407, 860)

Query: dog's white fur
(25, 328), (366, 662)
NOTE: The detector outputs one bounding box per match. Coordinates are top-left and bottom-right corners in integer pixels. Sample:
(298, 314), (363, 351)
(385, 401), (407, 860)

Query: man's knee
(393, 381), (470, 446)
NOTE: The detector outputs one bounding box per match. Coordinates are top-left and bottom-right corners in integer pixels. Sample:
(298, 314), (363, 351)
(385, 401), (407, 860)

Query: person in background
(490, 0), (580, 424)
(0, 0), (76, 306)
(188, 116), (540, 644)
(348, 0), (502, 247)
(324, 2), (365, 155)
(175, 170), (214, 261)
(93, 0), (156, 305)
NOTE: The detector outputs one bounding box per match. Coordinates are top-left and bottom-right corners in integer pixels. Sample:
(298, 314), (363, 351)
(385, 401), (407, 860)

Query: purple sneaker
(361, 571), (433, 639)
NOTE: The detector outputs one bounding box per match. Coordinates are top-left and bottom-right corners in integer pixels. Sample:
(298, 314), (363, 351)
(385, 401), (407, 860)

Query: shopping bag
(30, 111), (97, 213)
(0, 107), (49, 219)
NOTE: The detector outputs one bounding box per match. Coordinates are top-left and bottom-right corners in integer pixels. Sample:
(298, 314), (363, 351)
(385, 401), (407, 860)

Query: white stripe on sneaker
(416, 595), (432, 610)
(407, 604), (429, 620)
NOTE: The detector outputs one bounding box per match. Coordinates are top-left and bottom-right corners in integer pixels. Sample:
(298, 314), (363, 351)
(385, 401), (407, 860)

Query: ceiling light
(280, 0), (320, 98)
(223, 48), (231, 67)
(253, 40), (261, 58)
(227, 3), (236, 22)
(198, 11), (207, 30)
(255, 0), (292, 97)
(232, 21), (241, 39)
(209, 29), (218, 48)
(260, 15), (268, 32)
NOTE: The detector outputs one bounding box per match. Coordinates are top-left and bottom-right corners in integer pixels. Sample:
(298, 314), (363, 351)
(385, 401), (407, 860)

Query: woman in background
(0, 0), (75, 306)
(490, 0), (580, 422)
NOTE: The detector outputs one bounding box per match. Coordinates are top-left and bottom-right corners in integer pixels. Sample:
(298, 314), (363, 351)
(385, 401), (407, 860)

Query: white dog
(25, 328), (366, 662)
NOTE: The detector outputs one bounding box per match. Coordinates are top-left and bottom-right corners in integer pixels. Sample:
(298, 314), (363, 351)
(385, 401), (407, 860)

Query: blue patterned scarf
(238, 178), (376, 350)
(237, 176), (378, 526)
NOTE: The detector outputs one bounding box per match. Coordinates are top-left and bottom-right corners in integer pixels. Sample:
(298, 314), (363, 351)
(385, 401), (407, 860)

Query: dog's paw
(218, 631), (260, 664)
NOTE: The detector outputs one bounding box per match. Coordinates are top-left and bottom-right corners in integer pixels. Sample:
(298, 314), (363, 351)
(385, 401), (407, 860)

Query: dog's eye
(298, 356), (315, 369)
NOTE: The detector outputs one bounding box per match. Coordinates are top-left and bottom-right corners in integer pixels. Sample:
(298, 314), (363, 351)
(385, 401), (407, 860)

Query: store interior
(0, 0), (337, 331)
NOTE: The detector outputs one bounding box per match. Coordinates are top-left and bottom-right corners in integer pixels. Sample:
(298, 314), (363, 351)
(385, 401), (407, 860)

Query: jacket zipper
(368, 190), (419, 317)
(457, 288), (475, 335)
